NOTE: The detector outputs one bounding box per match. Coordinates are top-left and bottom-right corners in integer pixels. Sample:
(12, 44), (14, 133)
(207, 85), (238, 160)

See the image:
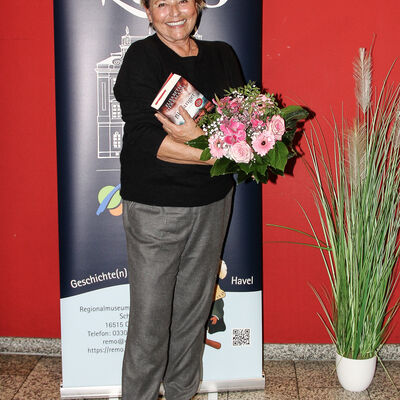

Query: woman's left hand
(155, 106), (204, 143)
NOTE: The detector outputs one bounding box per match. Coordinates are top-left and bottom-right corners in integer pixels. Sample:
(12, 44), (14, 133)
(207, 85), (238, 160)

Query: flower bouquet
(187, 82), (309, 183)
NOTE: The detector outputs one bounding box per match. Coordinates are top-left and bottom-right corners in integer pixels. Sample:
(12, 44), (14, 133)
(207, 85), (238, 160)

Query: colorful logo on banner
(96, 185), (122, 216)
(100, 0), (229, 16)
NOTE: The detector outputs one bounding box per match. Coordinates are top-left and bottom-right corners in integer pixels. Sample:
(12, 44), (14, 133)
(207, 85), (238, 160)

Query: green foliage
(281, 105), (309, 146)
(266, 141), (289, 174)
(210, 157), (236, 176)
(187, 135), (208, 150)
(200, 147), (211, 161)
(304, 61), (400, 359)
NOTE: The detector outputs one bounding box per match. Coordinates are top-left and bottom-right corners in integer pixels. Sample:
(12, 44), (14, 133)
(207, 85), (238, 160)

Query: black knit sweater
(114, 34), (244, 207)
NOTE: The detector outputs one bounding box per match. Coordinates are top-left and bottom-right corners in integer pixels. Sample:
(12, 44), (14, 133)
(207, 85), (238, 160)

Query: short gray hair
(140, 0), (206, 12)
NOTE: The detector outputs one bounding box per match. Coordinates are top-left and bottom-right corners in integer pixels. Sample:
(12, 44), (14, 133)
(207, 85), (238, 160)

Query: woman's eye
(179, 0), (189, 3)
(157, 2), (166, 7)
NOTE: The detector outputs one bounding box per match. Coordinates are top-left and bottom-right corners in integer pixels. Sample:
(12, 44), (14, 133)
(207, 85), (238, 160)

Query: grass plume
(307, 50), (400, 359)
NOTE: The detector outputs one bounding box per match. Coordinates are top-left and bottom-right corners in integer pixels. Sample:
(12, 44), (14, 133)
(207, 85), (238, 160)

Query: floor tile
(365, 361), (400, 399)
(373, 361), (400, 385)
(12, 357), (61, 400)
(368, 385), (400, 400)
(264, 360), (296, 379)
(295, 360), (340, 388)
(0, 354), (40, 376)
(265, 376), (298, 400)
(228, 389), (265, 399)
(5, 354), (400, 400)
(299, 387), (370, 399)
(0, 374), (26, 400)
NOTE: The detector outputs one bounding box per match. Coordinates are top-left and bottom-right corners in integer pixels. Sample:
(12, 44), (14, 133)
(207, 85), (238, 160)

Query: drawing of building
(95, 27), (146, 158)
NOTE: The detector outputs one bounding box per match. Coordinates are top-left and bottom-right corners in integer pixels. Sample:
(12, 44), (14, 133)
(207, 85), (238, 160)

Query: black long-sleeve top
(114, 34), (244, 207)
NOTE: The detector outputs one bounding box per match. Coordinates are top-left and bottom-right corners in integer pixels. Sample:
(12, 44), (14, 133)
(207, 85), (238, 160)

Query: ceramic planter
(336, 353), (377, 392)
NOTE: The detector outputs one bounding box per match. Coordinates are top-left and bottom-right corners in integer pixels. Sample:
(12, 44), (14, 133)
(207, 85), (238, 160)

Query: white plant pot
(336, 353), (377, 392)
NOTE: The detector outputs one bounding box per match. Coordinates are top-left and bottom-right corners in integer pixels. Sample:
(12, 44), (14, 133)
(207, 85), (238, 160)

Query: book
(151, 73), (214, 125)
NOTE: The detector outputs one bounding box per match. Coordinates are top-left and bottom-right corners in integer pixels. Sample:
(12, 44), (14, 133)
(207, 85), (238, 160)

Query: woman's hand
(157, 136), (215, 166)
(155, 106), (204, 143)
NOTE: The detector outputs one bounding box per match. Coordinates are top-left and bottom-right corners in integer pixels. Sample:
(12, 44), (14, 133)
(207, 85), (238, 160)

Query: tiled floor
(1, 354), (400, 399)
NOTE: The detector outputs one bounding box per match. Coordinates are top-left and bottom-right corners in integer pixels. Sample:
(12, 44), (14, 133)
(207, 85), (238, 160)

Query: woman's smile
(166, 19), (187, 27)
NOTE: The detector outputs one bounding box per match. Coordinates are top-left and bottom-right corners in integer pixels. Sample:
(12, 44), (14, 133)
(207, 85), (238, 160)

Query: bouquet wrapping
(187, 82), (309, 183)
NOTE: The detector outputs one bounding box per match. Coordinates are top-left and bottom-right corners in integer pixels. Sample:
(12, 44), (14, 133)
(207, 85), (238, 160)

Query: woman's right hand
(155, 106), (204, 143)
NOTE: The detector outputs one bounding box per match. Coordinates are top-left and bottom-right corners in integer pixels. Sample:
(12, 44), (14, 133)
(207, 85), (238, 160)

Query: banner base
(60, 376), (265, 399)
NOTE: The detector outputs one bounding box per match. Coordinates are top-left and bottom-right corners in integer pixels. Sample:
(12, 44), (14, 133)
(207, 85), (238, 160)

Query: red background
(0, 0), (399, 342)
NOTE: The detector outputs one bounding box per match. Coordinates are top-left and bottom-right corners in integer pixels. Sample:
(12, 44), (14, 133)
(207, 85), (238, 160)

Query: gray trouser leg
(121, 190), (232, 400)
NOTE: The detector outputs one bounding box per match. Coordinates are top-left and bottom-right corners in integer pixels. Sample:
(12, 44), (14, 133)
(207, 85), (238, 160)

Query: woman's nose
(169, 4), (180, 16)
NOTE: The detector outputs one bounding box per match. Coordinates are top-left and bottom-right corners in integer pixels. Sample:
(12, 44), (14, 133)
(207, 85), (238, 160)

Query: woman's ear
(144, 7), (152, 24)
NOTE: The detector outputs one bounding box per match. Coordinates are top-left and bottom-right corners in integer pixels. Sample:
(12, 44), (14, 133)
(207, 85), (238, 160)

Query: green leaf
(280, 105), (309, 122)
(236, 170), (250, 183)
(254, 169), (269, 184)
(200, 148), (211, 161)
(186, 135), (208, 150)
(238, 162), (252, 174)
(255, 160), (268, 176)
(269, 166), (285, 176)
(210, 157), (237, 176)
(268, 141), (289, 172)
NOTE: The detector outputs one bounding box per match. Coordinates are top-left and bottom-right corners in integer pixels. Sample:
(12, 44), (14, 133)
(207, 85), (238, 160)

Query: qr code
(232, 328), (250, 346)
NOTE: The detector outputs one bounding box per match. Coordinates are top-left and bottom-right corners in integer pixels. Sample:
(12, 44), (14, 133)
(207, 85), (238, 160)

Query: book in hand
(151, 73), (214, 125)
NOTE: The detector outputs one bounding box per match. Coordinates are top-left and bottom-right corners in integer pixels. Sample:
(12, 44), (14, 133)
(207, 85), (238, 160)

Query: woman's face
(145, 0), (198, 45)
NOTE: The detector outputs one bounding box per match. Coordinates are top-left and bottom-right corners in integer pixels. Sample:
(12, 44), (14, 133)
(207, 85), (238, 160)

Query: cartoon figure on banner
(205, 260), (227, 349)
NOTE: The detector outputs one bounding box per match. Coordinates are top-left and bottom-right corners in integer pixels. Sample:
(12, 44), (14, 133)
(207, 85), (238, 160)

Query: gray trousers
(121, 190), (233, 400)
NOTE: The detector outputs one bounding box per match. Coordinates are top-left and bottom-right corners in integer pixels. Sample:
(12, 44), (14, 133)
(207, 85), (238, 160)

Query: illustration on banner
(96, 27), (146, 159)
(206, 260), (228, 350)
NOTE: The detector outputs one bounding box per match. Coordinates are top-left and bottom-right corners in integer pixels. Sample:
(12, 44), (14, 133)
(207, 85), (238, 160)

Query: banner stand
(55, 1), (264, 397)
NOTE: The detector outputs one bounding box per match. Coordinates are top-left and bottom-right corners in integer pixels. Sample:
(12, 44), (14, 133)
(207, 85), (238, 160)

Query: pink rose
(270, 115), (285, 140)
(208, 134), (226, 159)
(229, 141), (253, 164)
(252, 131), (275, 156)
(220, 118), (246, 145)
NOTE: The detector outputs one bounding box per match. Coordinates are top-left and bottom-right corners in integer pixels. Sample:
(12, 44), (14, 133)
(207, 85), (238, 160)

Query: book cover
(151, 73), (214, 125)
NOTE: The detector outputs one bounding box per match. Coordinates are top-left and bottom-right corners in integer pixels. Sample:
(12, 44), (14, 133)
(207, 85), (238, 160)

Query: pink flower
(252, 131), (275, 156)
(208, 134), (226, 159)
(252, 95), (270, 110)
(251, 118), (264, 129)
(228, 98), (242, 113)
(220, 118), (246, 145)
(270, 115), (285, 140)
(212, 97), (230, 114)
(229, 141), (254, 164)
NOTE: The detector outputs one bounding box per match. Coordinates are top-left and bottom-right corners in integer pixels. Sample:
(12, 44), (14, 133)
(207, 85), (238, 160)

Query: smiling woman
(113, 0), (245, 398)
(142, 0), (205, 57)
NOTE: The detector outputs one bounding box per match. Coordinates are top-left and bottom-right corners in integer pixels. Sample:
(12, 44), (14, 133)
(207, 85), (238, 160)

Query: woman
(114, 1), (244, 398)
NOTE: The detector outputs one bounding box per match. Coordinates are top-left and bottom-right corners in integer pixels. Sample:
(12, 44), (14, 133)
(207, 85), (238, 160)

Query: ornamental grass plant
(303, 48), (400, 360)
